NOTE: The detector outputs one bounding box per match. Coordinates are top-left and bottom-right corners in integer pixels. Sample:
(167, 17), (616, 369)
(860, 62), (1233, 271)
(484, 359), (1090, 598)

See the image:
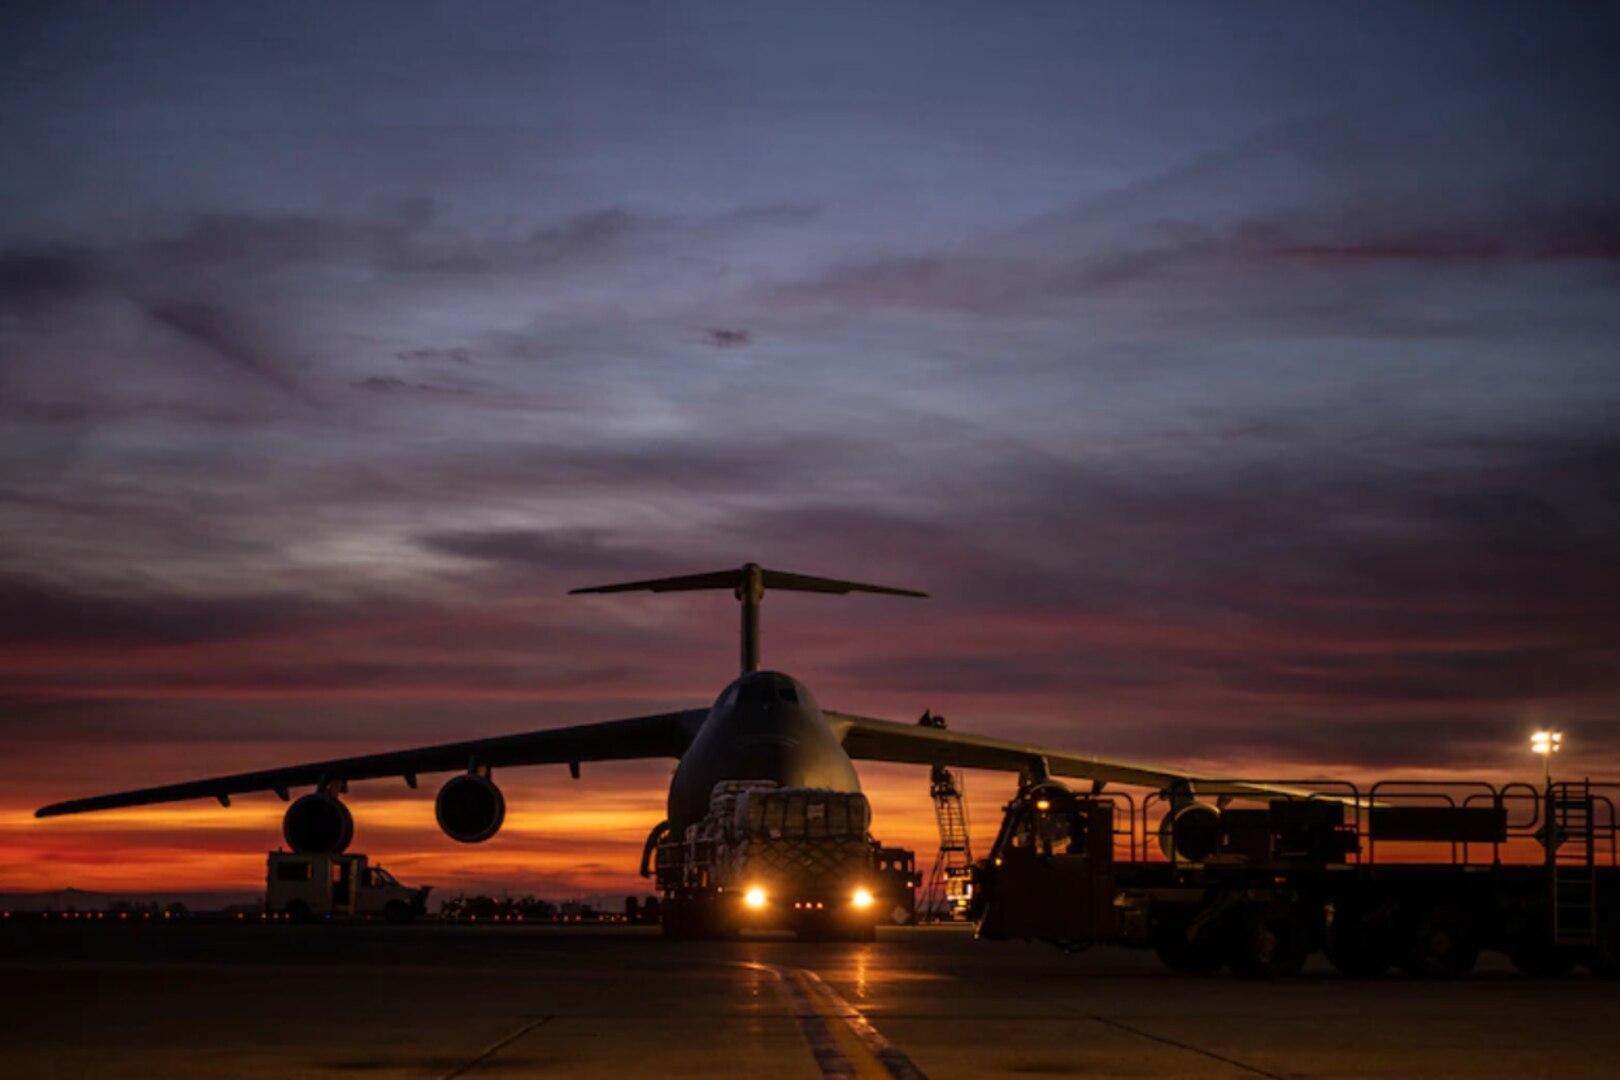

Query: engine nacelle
(436, 773), (506, 843)
(283, 792), (354, 854)
(1158, 801), (1221, 862)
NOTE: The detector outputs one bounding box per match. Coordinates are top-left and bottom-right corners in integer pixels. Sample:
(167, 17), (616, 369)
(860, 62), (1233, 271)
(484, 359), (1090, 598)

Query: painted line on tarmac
(1092, 1015), (1288, 1080)
(739, 962), (861, 1078)
(796, 968), (929, 1080)
(439, 1014), (552, 1079)
(739, 962), (928, 1080)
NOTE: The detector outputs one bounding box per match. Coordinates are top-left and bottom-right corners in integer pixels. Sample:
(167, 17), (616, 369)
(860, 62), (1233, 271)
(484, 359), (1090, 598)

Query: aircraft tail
(570, 563), (926, 671)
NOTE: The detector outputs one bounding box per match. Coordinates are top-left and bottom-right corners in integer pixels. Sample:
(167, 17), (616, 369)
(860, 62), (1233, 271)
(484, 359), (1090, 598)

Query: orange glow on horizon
(5, 759), (1568, 899)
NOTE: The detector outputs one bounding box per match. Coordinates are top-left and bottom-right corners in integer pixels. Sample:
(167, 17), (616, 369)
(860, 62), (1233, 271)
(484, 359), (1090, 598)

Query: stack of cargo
(722, 786), (874, 892)
(673, 781), (875, 894)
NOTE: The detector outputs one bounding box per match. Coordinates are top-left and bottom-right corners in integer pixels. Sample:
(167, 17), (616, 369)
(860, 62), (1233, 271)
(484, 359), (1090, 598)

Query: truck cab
(266, 852), (430, 923)
(974, 782), (1118, 943)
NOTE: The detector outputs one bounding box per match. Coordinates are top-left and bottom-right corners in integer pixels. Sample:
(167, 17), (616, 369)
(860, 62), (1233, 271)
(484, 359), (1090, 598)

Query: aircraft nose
(741, 730), (838, 784)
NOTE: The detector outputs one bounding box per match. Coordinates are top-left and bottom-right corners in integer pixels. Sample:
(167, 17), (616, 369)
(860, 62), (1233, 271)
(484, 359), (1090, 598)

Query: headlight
(744, 887), (767, 910)
(851, 888), (874, 909)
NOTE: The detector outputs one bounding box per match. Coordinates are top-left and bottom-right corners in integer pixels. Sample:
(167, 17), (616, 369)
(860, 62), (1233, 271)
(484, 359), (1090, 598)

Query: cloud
(0, 572), (391, 648)
(704, 327), (750, 347)
(0, 244), (102, 312)
(775, 76), (1620, 322)
(139, 299), (318, 405)
(418, 527), (668, 573)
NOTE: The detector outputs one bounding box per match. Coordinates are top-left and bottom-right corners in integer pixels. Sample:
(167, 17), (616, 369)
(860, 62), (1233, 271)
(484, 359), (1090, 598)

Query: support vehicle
(973, 777), (1620, 978)
(646, 781), (889, 939)
(266, 852), (430, 923)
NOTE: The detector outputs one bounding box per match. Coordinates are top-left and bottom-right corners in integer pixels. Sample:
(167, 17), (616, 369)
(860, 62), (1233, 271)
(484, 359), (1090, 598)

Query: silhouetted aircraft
(37, 564), (1290, 878)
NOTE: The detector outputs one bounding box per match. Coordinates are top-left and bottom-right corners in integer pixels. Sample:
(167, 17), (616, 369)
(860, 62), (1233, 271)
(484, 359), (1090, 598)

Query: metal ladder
(923, 764), (974, 918)
(1552, 780), (1597, 947)
(918, 712), (974, 920)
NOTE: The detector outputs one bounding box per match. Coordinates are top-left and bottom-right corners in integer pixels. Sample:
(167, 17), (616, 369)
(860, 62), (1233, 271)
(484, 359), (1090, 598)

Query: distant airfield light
(744, 886), (768, 910)
(852, 888), (874, 910)
(1532, 729), (1563, 788)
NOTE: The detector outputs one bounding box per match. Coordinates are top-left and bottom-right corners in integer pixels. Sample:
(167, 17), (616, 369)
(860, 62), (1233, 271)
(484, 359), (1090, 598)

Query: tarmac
(2, 920), (1618, 1079)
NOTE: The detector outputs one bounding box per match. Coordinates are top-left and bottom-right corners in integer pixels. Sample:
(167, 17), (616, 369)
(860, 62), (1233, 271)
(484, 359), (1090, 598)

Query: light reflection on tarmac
(3, 922), (1619, 1078)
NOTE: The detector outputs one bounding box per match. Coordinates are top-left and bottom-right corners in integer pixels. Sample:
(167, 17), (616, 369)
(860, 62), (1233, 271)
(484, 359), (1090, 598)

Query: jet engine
(1158, 801), (1221, 862)
(436, 773), (506, 843)
(283, 791), (354, 854)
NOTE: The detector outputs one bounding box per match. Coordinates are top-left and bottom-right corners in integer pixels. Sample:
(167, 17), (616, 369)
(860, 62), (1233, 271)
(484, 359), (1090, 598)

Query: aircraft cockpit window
(775, 682), (799, 704)
(718, 685), (739, 709)
(739, 681), (770, 704)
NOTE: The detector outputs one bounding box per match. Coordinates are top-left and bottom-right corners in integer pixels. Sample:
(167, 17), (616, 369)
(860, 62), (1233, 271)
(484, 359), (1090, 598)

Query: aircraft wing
(35, 708), (708, 818)
(826, 711), (1314, 800)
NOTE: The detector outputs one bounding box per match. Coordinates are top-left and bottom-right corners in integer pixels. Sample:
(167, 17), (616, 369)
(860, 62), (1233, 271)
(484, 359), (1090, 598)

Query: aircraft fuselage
(668, 670), (860, 831)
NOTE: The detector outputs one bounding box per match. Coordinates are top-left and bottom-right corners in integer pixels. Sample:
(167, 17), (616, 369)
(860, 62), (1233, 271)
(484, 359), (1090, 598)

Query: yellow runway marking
(737, 962), (928, 1080)
(792, 970), (893, 1080)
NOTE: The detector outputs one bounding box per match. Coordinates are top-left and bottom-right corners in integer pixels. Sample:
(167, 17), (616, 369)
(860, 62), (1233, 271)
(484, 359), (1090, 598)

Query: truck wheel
(1151, 915), (1224, 975)
(384, 901), (415, 925)
(1227, 907), (1309, 979)
(1399, 905), (1479, 979)
(285, 900), (313, 925)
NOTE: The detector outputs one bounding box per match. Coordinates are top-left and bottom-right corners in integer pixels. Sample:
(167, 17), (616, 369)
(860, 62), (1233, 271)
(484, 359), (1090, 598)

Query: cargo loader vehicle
(972, 776), (1619, 978)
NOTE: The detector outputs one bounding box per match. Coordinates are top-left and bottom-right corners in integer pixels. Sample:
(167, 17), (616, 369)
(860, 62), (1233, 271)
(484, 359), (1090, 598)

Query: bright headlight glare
(744, 887), (767, 909)
(852, 888), (874, 909)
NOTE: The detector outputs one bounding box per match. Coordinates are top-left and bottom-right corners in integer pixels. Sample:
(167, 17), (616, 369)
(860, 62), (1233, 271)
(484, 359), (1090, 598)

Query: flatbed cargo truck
(646, 781), (903, 939)
(972, 777), (1619, 978)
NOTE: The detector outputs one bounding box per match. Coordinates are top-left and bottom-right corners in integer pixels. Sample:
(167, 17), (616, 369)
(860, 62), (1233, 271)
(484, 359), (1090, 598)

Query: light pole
(1532, 730), (1564, 864)
(1531, 729), (1563, 792)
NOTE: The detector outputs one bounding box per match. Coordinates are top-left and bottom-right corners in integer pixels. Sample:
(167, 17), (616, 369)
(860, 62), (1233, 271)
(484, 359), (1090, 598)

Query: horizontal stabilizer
(571, 562), (923, 672)
(570, 570), (741, 595)
(759, 569), (926, 597)
(570, 564), (926, 598)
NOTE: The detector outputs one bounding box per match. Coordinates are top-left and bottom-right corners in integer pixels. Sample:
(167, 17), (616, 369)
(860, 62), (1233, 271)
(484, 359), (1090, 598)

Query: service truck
(972, 777), (1619, 978)
(646, 781), (899, 939)
(266, 851), (430, 923)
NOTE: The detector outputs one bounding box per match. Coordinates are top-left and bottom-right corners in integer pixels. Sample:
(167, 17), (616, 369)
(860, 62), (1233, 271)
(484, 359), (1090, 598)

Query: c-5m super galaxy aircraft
(38, 564), (1287, 929)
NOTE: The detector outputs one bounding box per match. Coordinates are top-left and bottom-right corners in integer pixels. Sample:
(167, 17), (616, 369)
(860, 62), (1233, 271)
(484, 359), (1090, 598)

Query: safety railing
(1086, 777), (1620, 872)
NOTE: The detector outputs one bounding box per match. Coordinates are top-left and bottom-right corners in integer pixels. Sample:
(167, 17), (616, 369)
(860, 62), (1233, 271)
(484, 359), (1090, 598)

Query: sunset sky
(3, 2), (1618, 898)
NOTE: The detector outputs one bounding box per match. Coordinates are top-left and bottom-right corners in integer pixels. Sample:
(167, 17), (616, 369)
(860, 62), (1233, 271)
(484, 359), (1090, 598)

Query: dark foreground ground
(2, 921), (1617, 1079)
